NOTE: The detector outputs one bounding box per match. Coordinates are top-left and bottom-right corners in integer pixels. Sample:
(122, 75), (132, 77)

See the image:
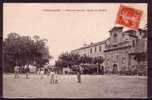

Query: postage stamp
(116, 5), (143, 29)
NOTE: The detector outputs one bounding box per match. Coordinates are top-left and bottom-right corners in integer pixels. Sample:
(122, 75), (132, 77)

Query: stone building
(71, 26), (147, 75)
(104, 26), (147, 75)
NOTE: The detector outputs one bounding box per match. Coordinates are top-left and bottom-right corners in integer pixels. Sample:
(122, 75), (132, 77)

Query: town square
(3, 3), (147, 98)
(3, 74), (147, 98)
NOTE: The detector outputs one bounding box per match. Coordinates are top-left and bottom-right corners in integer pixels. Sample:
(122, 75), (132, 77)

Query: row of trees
(3, 33), (52, 73)
(55, 52), (104, 69)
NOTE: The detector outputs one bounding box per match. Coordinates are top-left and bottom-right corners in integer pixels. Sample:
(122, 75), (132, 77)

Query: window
(94, 47), (96, 52)
(115, 55), (118, 62)
(125, 35), (129, 41)
(132, 40), (135, 47)
(122, 57), (125, 64)
(113, 33), (117, 43)
(122, 33), (125, 37)
(90, 48), (92, 54)
(99, 46), (102, 52)
(114, 33), (117, 37)
(140, 31), (142, 36)
(106, 59), (109, 65)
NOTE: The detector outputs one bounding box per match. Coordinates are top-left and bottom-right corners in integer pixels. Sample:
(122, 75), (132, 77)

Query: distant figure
(40, 68), (44, 80)
(25, 66), (30, 79)
(50, 69), (55, 84)
(101, 66), (104, 75)
(14, 65), (20, 79)
(37, 68), (40, 75)
(47, 68), (50, 77)
(79, 65), (83, 74)
(54, 72), (58, 84)
(77, 65), (81, 83)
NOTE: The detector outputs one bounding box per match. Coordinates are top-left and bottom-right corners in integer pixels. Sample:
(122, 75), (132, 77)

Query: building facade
(71, 40), (106, 59)
(71, 26), (147, 75)
(104, 26), (147, 74)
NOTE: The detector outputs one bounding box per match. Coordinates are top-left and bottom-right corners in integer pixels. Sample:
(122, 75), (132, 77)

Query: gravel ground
(3, 74), (147, 98)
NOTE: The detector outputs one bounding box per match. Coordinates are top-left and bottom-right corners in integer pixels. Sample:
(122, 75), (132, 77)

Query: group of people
(14, 65), (82, 84)
(14, 65), (30, 79)
(39, 68), (58, 84)
(14, 66), (59, 84)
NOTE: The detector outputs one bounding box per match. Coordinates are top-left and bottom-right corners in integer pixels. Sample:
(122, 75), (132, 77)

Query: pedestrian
(47, 68), (50, 77)
(54, 71), (58, 84)
(25, 66), (30, 79)
(37, 68), (40, 75)
(101, 66), (104, 75)
(77, 65), (81, 83)
(50, 69), (55, 84)
(14, 65), (20, 79)
(40, 68), (44, 80)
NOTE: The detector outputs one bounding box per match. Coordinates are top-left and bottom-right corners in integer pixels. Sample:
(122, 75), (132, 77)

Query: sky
(3, 3), (147, 65)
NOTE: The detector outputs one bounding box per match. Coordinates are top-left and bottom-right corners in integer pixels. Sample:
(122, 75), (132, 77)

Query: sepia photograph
(3, 3), (147, 98)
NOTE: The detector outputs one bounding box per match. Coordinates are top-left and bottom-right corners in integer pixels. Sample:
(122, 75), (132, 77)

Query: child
(50, 70), (55, 84)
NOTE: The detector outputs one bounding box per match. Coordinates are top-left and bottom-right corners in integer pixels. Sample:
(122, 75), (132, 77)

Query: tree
(32, 36), (50, 68)
(55, 52), (105, 74)
(3, 33), (22, 72)
(55, 52), (81, 68)
(3, 33), (51, 73)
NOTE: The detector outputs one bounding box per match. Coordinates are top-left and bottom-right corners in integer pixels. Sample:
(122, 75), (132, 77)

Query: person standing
(25, 65), (30, 79)
(14, 65), (20, 79)
(40, 68), (44, 80)
(77, 65), (81, 83)
(101, 66), (104, 75)
(50, 69), (55, 84)
(54, 71), (58, 84)
(47, 68), (50, 77)
(37, 68), (40, 75)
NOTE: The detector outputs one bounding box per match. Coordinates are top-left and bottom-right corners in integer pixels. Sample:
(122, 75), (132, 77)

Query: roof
(72, 40), (106, 52)
(123, 30), (137, 38)
(109, 26), (123, 33)
(123, 30), (136, 34)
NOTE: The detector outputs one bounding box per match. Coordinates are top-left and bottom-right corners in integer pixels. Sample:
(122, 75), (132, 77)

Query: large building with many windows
(71, 40), (106, 59)
(71, 26), (147, 75)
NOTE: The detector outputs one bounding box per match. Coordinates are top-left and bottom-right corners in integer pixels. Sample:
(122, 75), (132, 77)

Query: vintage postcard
(3, 3), (147, 98)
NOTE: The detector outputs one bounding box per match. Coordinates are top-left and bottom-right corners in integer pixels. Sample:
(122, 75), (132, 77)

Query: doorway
(112, 64), (118, 74)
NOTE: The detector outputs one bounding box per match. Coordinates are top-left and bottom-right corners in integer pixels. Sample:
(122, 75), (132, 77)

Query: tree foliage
(55, 52), (104, 68)
(55, 52), (80, 68)
(3, 33), (51, 72)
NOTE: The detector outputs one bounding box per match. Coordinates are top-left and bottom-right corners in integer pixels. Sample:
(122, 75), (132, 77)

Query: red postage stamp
(116, 5), (143, 29)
